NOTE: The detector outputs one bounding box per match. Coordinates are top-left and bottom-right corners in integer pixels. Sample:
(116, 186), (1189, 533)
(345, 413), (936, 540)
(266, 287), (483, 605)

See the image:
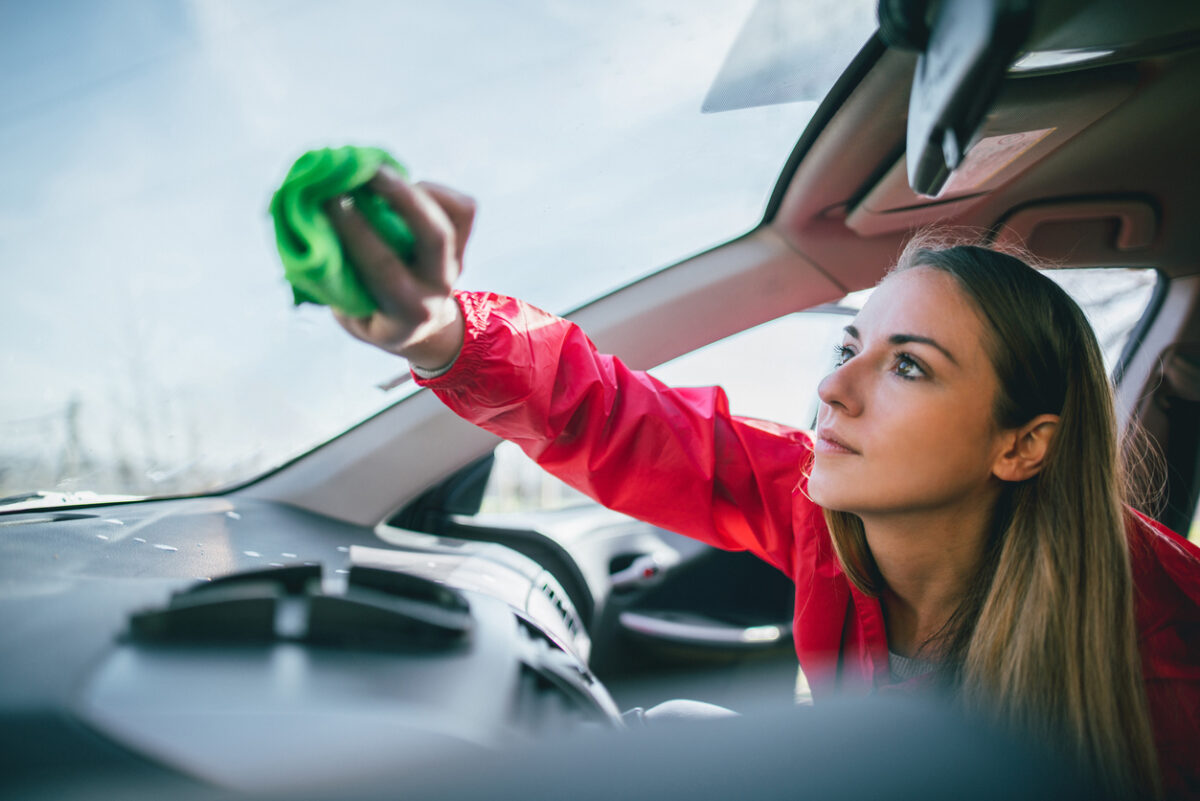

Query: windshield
(0, 0), (877, 505)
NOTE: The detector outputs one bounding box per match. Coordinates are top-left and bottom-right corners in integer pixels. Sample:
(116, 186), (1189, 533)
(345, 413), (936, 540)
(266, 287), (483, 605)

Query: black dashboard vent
(127, 563), (471, 650)
(538, 577), (582, 637)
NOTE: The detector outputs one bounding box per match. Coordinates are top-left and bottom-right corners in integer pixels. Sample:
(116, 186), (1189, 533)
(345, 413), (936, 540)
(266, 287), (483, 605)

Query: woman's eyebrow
(843, 325), (959, 366)
(889, 334), (959, 366)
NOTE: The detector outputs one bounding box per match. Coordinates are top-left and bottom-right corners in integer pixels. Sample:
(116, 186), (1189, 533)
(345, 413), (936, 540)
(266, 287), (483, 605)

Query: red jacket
(416, 290), (1200, 796)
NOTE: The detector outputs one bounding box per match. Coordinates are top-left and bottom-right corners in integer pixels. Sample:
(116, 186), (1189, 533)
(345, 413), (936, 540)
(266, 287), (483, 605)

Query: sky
(0, 0), (878, 497)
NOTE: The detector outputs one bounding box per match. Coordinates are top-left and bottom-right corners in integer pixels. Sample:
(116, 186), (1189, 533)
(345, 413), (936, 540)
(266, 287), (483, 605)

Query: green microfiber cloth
(269, 146), (417, 317)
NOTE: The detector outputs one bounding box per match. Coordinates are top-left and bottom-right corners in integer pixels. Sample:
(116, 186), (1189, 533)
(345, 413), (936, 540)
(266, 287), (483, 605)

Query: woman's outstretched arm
(415, 290), (813, 575)
(326, 170), (814, 574)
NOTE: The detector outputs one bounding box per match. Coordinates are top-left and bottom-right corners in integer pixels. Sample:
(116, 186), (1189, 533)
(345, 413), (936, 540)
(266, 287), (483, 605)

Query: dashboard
(0, 497), (617, 796)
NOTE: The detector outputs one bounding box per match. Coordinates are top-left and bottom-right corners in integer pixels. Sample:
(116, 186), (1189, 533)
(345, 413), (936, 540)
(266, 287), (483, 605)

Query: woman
(326, 169), (1200, 798)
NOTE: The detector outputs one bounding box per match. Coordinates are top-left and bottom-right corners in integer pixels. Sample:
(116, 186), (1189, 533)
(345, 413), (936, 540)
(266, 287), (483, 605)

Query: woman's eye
(894, 353), (925, 379)
(833, 344), (854, 366)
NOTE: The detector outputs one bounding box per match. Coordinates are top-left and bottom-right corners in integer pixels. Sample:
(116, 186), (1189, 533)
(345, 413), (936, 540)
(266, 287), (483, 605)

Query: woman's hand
(326, 167), (474, 370)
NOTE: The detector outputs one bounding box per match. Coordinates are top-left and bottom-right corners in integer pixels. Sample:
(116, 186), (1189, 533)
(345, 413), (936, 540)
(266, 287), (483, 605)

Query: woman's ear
(992, 414), (1060, 482)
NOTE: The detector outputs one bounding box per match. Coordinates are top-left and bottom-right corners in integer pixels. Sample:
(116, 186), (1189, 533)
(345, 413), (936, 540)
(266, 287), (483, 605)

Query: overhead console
(845, 0), (1200, 241)
(880, 0), (1200, 194)
(846, 64), (1138, 236)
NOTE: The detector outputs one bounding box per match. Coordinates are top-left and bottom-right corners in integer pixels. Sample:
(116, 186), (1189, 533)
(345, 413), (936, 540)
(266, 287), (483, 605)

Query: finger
(418, 181), (476, 266)
(332, 308), (370, 343)
(368, 167), (456, 277)
(325, 196), (416, 317)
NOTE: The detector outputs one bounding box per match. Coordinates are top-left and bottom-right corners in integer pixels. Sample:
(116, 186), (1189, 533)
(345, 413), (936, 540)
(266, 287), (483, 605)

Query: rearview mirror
(881, 0), (1033, 196)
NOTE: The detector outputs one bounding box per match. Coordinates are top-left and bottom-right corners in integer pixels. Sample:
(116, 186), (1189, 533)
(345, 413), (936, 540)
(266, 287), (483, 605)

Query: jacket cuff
(410, 290), (496, 389)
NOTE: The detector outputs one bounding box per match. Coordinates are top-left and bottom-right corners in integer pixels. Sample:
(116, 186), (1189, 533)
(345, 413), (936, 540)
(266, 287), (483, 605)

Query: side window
(480, 440), (593, 514)
(478, 309), (853, 514)
(1041, 267), (1158, 376)
(646, 310), (854, 430)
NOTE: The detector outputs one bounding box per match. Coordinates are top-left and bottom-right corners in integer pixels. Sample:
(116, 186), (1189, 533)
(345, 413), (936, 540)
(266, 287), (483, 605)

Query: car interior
(4, 0), (1200, 798)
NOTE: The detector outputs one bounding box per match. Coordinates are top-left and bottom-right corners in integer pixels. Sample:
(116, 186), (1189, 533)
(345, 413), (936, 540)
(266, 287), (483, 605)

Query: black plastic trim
(436, 519), (595, 630)
(877, 0), (932, 51)
(1111, 268), (1169, 387)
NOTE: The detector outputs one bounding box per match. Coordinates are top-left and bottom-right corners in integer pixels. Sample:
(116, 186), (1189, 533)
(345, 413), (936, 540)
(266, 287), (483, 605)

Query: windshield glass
(0, 0), (877, 505)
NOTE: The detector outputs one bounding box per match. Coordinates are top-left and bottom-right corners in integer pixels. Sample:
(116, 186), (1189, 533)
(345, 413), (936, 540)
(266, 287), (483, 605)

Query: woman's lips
(815, 429), (860, 455)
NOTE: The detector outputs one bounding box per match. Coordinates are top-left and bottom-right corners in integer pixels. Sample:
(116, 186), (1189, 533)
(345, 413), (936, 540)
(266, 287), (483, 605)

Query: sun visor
(845, 64), (1137, 237)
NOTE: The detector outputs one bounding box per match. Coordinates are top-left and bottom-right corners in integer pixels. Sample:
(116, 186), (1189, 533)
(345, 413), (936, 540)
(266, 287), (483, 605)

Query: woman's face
(808, 266), (1010, 517)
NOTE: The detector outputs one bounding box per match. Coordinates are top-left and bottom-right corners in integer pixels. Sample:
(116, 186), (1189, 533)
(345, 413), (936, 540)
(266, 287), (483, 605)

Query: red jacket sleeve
(1128, 512), (1200, 798)
(414, 291), (814, 576)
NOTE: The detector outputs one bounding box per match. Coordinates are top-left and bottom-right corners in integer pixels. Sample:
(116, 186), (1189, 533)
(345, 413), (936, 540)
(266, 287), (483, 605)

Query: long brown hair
(824, 238), (1160, 798)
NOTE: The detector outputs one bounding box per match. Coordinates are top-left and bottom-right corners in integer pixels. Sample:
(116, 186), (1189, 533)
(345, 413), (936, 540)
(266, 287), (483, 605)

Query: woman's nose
(817, 360), (863, 416)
